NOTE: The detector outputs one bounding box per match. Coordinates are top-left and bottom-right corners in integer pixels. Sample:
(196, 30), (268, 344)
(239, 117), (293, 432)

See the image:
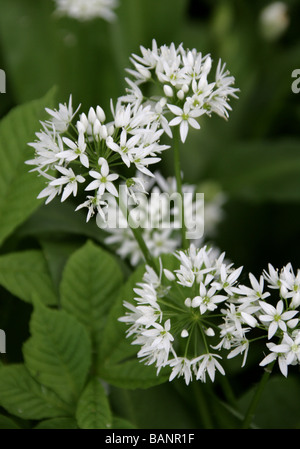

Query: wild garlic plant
(27, 40), (300, 427)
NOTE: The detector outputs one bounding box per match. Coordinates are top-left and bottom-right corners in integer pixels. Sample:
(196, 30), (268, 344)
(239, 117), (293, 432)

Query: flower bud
(163, 85), (174, 97)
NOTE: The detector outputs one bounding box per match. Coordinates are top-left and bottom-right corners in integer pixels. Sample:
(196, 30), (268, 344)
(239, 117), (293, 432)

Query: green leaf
(98, 265), (170, 389)
(60, 240), (123, 352)
(112, 417), (137, 429)
(110, 383), (199, 429)
(0, 88), (56, 247)
(17, 200), (107, 243)
(0, 364), (73, 420)
(76, 378), (112, 430)
(0, 250), (57, 305)
(23, 301), (92, 406)
(34, 418), (78, 429)
(0, 414), (22, 429)
(39, 237), (84, 294)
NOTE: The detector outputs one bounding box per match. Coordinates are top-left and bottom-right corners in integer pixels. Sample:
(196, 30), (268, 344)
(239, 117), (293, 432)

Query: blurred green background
(0, 0), (300, 428)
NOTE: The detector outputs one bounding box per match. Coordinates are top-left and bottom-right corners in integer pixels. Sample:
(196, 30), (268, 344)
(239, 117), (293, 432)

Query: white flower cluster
(102, 172), (225, 266)
(120, 40), (239, 142)
(26, 95), (168, 221)
(119, 245), (300, 384)
(53, 0), (119, 22)
(119, 244), (243, 384)
(27, 42), (237, 226)
(216, 263), (300, 376)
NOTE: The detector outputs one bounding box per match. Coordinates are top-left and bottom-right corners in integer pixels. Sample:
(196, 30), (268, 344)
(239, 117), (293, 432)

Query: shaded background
(0, 0), (300, 428)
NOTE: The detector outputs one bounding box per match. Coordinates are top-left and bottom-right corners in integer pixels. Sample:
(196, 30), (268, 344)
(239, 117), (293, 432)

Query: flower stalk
(173, 127), (189, 250)
(241, 361), (275, 429)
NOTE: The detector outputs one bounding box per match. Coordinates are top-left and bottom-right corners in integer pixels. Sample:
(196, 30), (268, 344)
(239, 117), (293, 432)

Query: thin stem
(117, 195), (159, 273)
(241, 361), (275, 429)
(173, 127), (189, 250)
(219, 376), (237, 410)
(192, 382), (214, 429)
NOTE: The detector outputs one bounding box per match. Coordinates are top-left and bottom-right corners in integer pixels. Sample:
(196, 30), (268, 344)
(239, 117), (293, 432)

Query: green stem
(117, 195), (158, 273)
(241, 361), (275, 429)
(173, 127), (189, 250)
(192, 382), (214, 429)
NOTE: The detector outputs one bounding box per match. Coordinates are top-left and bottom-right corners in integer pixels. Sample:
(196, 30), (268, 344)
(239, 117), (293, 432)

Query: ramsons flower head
(119, 244), (244, 385)
(26, 96), (169, 221)
(120, 245), (300, 383)
(121, 40), (239, 142)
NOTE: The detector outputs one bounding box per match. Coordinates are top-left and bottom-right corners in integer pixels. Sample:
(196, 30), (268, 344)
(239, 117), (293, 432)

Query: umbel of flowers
(121, 40), (239, 143)
(26, 95), (169, 220)
(119, 245), (300, 385)
(27, 40), (236, 233)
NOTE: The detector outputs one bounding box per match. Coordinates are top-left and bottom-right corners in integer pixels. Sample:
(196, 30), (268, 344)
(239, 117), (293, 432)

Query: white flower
(86, 157), (119, 197)
(58, 132), (89, 168)
(167, 103), (203, 143)
(280, 264), (300, 307)
(227, 337), (250, 368)
(212, 264), (243, 295)
(259, 300), (298, 339)
(262, 332), (300, 376)
(135, 305), (162, 328)
(259, 2), (290, 41)
(54, 0), (119, 22)
(131, 149), (161, 178)
(168, 357), (193, 385)
(45, 95), (79, 133)
(209, 59), (239, 119)
(263, 263), (280, 288)
(50, 166), (85, 201)
(195, 353), (225, 382)
(106, 129), (140, 167)
(75, 193), (107, 222)
(238, 273), (271, 302)
(27, 125), (65, 170)
(124, 176), (147, 204)
(221, 302), (258, 336)
(37, 172), (63, 204)
(141, 319), (174, 353)
(192, 283), (227, 314)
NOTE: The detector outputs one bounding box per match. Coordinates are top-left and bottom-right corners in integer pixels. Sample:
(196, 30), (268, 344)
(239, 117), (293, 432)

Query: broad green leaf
(0, 364), (73, 420)
(39, 237), (84, 293)
(35, 418), (78, 429)
(98, 265), (170, 389)
(60, 240), (123, 352)
(0, 88), (56, 247)
(76, 378), (112, 430)
(112, 417), (137, 429)
(0, 250), (57, 305)
(23, 301), (91, 406)
(110, 383), (199, 429)
(0, 414), (22, 429)
(17, 199), (107, 243)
